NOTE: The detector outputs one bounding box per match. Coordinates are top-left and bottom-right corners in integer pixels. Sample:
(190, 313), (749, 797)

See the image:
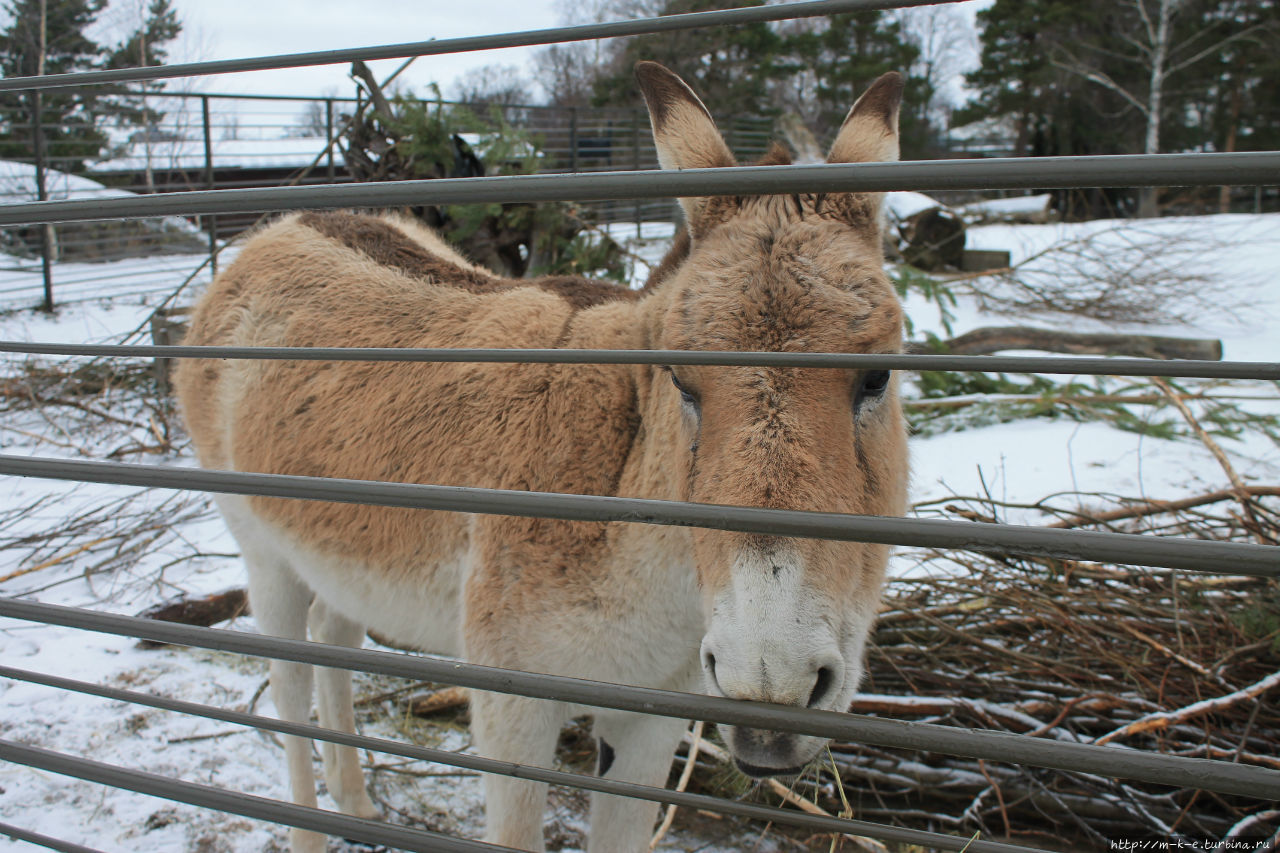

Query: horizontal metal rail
(2, 598), (1278, 801)
(0, 455), (1275, 576)
(0, 664), (1042, 853)
(0, 821), (103, 853)
(0, 0), (960, 93)
(0, 739), (507, 853)
(4, 341), (1278, 381)
(2, 154), (1277, 226)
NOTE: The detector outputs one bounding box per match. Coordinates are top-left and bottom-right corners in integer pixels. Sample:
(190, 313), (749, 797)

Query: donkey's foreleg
(588, 710), (689, 853)
(308, 597), (378, 820)
(471, 690), (568, 852)
(244, 556), (324, 853)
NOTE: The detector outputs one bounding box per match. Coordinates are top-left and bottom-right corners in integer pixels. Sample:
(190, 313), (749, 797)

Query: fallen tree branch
(1151, 377), (1274, 544)
(1047, 486), (1280, 529)
(0, 536), (110, 583)
(137, 588), (248, 633)
(1095, 668), (1280, 746)
(408, 686), (469, 716)
(649, 720), (703, 850)
(908, 326), (1222, 361)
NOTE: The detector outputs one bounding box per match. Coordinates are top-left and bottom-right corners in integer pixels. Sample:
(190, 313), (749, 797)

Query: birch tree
(1048, 0), (1270, 216)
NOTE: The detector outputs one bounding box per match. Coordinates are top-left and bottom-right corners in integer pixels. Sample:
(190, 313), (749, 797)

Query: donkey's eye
(858, 370), (891, 401)
(671, 372), (700, 408)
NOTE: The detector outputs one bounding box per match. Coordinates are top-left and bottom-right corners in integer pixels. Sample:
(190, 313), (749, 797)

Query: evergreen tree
(101, 0), (182, 135)
(0, 0), (182, 173)
(1179, 0), (1280, 154)
(0, 0), (108, 171)
(959, 0), (1279, 214)
(780, 12), (927, 155)
(585, 2), (930, 159)
(590, 0), (790, 123)
(955, 0), (1129, 158)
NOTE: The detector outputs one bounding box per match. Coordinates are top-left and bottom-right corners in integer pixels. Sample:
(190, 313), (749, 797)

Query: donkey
(175, 62), (908, 853)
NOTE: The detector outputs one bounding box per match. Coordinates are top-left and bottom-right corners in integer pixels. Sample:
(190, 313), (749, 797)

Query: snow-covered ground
(1, 207), (1277, 851)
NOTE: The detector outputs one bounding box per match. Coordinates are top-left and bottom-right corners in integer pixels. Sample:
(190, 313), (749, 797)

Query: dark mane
(642, 142), (793, 291)
(298, 211), (638, 310)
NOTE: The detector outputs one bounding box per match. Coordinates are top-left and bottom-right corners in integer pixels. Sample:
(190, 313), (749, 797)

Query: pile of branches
(738, 485), (1279, 848)
(837, 553), (1278, 847)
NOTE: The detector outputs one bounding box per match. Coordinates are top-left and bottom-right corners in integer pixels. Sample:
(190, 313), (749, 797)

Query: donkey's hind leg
(588, 710), (689, 853)
(308, 596), (378, 819)
(242, 547), (325, 853)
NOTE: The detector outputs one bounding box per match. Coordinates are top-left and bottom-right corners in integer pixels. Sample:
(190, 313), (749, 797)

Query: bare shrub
(962, 223), (1247, 325)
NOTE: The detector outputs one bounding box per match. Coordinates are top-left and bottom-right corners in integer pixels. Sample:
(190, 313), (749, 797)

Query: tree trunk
(136, 588), (249, 647)
(911, 325), (1222, 361)
(1137, 0), (1177, 218)
(1218, 80), (1242, 213)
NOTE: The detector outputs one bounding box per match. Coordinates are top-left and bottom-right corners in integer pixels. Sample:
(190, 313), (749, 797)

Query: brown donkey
(176, 62), (908, 853)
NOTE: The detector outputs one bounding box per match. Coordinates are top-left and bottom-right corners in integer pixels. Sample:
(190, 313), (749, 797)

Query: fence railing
(0, 88), (772, 309)
(0, 0), (1278, 851)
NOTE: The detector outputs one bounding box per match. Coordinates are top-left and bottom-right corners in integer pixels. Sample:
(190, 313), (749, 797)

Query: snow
(955, 193), (1053, 222)
(1, 211), (1277, 851)
(92, 135), (345, 174)
(885, 190), (943, 222)
(0, 161), (201, 235)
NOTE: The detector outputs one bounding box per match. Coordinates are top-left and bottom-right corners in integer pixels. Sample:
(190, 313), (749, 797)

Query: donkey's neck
(642, 227), (691, 292)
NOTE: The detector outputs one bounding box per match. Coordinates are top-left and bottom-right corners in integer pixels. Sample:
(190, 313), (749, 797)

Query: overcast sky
(161, 1), (566, 100)
(4, 1), (989, 112)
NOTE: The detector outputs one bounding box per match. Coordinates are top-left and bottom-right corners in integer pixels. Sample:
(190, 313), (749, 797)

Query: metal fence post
(568, 106), (578, 173)
(326, 98), (336, 183)
(632, 108), (642, 237)
(201, 95), (217, 278)
(31, 90), (54, 312)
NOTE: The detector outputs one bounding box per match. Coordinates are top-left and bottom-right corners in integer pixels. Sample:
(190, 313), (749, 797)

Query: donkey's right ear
(635, 62), (736, 230)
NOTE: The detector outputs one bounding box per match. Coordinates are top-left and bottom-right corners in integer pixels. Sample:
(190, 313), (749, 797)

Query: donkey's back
(180, 210), (640, 479)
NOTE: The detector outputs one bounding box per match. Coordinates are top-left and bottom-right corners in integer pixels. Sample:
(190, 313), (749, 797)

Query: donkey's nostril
(807, 666), (836, 709)
(701, 648), (722, 693)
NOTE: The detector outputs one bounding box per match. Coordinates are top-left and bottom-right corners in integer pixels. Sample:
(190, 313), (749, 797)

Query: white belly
(214, 494), (465, 656)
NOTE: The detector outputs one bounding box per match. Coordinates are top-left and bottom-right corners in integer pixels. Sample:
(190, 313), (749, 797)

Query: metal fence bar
(0, 739), (508, 853)
(0, 665), (1044, 853)
(0, 822), (104, 853)
(3, 341), (1277, 381)
(1, 455), (1275, 576)
(2, 153), (1277, 226)
(3, 598), (1278, 801)
(30, 89), (55, 313)
(0, 0), (963, 93)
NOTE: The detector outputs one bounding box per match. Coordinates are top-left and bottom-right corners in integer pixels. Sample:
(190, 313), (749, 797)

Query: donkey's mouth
(732, 757), (807, 779)
(723, 724), (824, 779)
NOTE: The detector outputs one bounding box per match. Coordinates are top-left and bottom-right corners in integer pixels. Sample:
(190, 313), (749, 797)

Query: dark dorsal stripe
(297, 211), (638, 311)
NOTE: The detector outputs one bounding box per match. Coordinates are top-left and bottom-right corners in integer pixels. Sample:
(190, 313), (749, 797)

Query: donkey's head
(636, 63), (909, 777)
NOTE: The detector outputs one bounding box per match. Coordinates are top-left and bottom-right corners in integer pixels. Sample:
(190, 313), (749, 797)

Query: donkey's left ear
(827, 72), (904, 165)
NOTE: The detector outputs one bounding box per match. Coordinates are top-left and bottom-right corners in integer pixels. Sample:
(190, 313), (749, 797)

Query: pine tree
(959, 0), (1279, 215)
(0, 0), (182, 173)
(590, 0), (790, 122)
(780, 12), (927, 154)
(100, 0), (183, 134)
(0, 0), (109, 172)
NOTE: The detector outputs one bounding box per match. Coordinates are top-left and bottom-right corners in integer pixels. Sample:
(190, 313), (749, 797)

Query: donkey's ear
(827, 72), (904, 165)
(635, 61), (736, 229)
